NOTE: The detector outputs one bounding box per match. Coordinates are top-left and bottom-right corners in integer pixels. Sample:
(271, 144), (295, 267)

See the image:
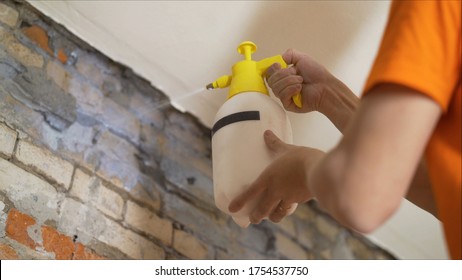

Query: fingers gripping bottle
(207, 41), (302, 228)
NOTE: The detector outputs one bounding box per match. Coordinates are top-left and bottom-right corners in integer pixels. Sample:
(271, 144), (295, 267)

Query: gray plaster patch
(13, 67), (77, 130)
(26, 223), (43, 246)
(0, 200), (7, 237)
(58, 198), (108, 245)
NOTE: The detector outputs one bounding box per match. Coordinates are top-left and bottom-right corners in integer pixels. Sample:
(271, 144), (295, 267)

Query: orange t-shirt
(363, 1), (461, 259)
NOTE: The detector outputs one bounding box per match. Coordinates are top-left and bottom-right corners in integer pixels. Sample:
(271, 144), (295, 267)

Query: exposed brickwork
(22, 25), (53, 55)
(15, 140), (74, 189)
(70, 168), (124, 220)
(173, 229), (211, 259)
(275, 232), (308, 260)
(41, 225), (75, 260)
(273, 215), (298, 238)
(58, 198), (165, 259)
(22, 24), (67, 63)
(0, 157), (61, 224)
(0, 0), (394, 260)
(6, 209), (38, 249)
(5, 208), (105, 260)
(124, 201), (172, 245)
(0, 242), (19, 259)
(0, 122), (17, 158)
(46, 60), (70, 90)
(73, 243), (106, 260)
(0, 25), (44, 68)
(315, 214), (340, 242)
(0, 3), (19, 27)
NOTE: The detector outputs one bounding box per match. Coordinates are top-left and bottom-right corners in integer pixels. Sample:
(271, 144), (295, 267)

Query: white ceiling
(29, 0), (448, 259)
(29, 0), (389, 147)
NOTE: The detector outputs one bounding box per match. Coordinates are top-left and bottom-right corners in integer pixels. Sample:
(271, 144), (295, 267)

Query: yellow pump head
(207, 41), (302, 108)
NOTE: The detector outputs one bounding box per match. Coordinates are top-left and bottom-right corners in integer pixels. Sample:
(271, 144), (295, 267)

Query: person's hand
(228, 130), (324, 224)
(267, 48), (359, 132)
(266, 49), (333, 113)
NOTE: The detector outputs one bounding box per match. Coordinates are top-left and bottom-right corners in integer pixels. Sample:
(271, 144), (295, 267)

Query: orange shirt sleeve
(363, 1), (461, 112)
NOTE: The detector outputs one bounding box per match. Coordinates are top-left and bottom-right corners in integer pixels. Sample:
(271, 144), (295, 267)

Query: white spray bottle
(207, 41), (302, 227)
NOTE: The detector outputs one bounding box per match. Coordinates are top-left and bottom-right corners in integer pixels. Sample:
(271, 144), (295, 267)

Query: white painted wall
(29, 0), (448, 259)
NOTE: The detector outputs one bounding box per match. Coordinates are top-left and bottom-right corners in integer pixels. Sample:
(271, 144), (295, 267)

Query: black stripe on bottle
(212, 111), (260, 137)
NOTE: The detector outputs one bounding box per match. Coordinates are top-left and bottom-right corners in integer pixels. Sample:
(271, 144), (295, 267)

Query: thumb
(282, 48), (307, 66)
(264, 130), (288, 154)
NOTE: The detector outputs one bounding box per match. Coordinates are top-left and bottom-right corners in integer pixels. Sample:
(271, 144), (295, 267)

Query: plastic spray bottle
(207, 41), (302, 227)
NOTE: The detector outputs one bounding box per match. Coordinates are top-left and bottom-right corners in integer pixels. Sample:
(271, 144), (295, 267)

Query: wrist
(318, 75), (359, 133)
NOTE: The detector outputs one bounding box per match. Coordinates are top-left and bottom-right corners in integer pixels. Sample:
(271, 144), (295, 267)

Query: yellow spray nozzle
(207, 41), (302, 108)
(207, 75), (231, 90)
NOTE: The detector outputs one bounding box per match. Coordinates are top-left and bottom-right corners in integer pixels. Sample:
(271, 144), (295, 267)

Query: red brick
(21, 24), (69, 65)
(41, 226), (74, 260)
(0, 243), (19, 260)
(22, 25), (53, 56)
(6, 209), (38, 249)
(5, 209), (106, 260)
(57, 48), (68, 64)
(73, 244), (106, 260)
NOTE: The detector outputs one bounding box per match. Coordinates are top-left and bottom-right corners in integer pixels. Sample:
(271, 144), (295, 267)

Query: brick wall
(0, 0), (394, 260)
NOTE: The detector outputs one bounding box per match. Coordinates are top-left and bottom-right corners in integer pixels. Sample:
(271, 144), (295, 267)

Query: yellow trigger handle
(292, 91), (302, 108)
(259, 54), (302, 108)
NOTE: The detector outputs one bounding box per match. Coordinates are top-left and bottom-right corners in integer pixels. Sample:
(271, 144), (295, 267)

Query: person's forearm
(318, 76), (359, 133)
(308, 85), (441, 234)
(307, 148), (370, 232)
(321, 78), (437, 217)
(308, 145), (400, 234)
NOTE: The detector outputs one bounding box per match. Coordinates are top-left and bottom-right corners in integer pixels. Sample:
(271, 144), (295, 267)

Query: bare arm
(267, 51), (437, 217)
(318, 80), (438, 218)
(310, 84), (441, 232)
(321, 81), (438, 218)
(322, 81), (438, 218)
(229, 84), (441, 232)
